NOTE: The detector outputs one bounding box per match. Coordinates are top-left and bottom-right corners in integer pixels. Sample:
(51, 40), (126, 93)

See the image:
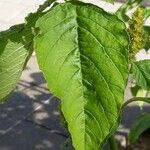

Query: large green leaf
(0, 0), (57, 102)
(131, 60), (150, 90)
(129, 114), (150, 144)
(35, 2), (129, 149)
(0, 10), (44, 102)
(144, 8), (150, 19)
(0, 24), (31, 102)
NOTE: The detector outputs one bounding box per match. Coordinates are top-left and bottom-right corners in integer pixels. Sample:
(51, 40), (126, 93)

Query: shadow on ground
(0, 70), (73, 150)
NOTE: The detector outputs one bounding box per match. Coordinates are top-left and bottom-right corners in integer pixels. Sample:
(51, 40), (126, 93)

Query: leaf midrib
(75, 5), (86, 149)
(75, 4), (117, 149)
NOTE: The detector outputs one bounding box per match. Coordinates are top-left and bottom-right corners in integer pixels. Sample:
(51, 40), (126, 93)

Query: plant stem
(108, 135), (118, 150)
(122, 97), (150, 109)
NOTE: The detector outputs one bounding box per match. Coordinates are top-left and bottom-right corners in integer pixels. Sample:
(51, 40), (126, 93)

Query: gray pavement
(0, 0), (45, 31)
(0, 56), (71, 150)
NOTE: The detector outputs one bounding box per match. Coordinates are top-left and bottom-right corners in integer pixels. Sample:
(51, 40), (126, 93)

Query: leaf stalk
(122, 97), (150, 108)
(108, 135), (118, 150)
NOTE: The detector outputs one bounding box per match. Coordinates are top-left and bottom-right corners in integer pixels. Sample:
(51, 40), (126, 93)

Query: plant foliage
(131, 60), (150, 90)
(0, 0), (150, 149)
(34, 1), (129, 149)
(129, 114), (150, 144)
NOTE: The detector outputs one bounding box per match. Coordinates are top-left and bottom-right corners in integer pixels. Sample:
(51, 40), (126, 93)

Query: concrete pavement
(0, 0), (45, 31)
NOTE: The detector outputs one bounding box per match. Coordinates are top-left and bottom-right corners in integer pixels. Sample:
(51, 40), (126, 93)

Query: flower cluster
(128, 7), (147, 62)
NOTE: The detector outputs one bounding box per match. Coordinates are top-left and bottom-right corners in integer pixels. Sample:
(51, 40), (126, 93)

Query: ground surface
(0, 0), (150, 150)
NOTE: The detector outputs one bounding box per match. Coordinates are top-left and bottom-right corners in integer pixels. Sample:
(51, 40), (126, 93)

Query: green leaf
(144, 26), (150, 51)
(106, 0), (115, 4)
(129, 114), (150, 144)
(130, 85), (149, 107)
(0, 10), (45, 102)
(135, 89), (148, 106)
(144, 8), (150, 20)
(131, 60), (150, 90)
(37, 0), (56, 12)
(131, 85), (147, 97)
(116, 0), (142, 22)
(0, 24), (30, 102)
(35, 2), (129, 149)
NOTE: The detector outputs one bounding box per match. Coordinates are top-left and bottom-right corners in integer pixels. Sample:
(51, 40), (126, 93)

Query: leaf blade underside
(0, 24), (32, 102)
(0, 8), (45, 102)
(131, 60), (150, 90)
(35, 2), (129, 150)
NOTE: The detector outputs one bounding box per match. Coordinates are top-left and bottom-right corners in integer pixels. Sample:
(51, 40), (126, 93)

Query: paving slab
(26, 96), (67, 135)
(0, 0), (45, 31)
(0, 121), (66, 150)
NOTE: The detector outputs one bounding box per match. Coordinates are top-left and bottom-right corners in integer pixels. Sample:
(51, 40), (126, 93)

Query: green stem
(37, 0), (56, 12)
(108, 135), (118, 150)
(116, 0), (142, 14)
(122, 97), (150, 109)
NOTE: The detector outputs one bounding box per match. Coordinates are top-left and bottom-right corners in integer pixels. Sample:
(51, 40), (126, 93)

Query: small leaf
(136, 89), (148, 106)
(131, 60), (150, 90)
(144, 26), (150, 51)
(131, 85), (149, 107)
(35, 1), (129, 149)
(106, 0), (115, 4)
(144, 8), (150, 19)
(116, 0), (142, 21)
(129, 114), (150, 144)
(0, 25), (32, 102)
